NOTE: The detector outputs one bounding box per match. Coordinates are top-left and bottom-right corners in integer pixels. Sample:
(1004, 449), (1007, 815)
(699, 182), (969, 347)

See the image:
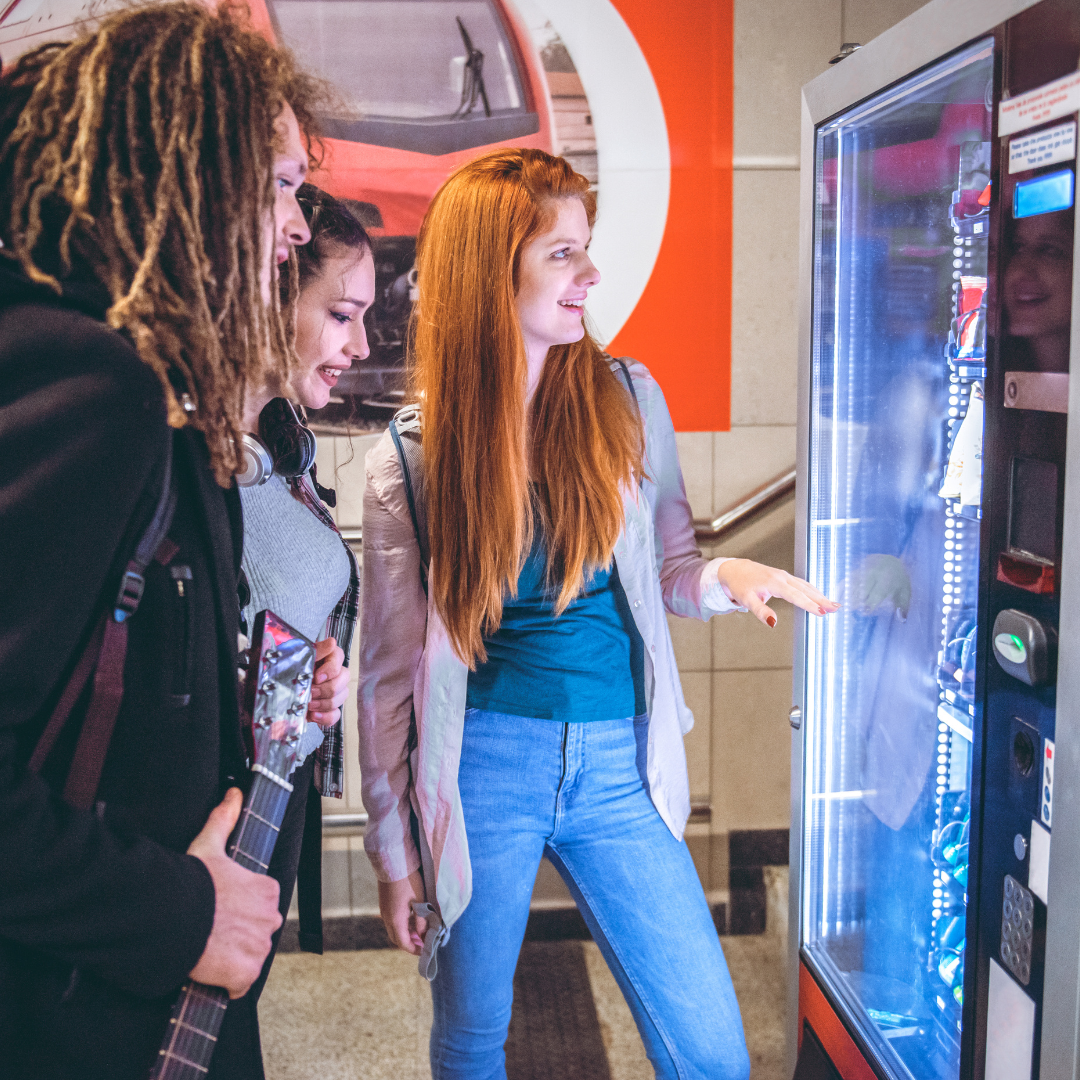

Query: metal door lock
(789, 706), (802, 730)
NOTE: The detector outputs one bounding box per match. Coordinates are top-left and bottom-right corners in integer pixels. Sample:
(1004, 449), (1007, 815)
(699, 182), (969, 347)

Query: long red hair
(411, 148), (643, 666)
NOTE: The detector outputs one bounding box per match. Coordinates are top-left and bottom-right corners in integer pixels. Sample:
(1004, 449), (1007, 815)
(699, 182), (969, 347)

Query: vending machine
(789, 1), (1080, 1078)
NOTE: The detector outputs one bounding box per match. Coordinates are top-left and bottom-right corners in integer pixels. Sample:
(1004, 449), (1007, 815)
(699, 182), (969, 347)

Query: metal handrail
(692, 466), (797, 542)
(335, 468), (797, 550)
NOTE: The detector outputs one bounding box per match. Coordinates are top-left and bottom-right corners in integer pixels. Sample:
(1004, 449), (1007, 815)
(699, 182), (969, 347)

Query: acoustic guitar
(149, 610), (315, 1079)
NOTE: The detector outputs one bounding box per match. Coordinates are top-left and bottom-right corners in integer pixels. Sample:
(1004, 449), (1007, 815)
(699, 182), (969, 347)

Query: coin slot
(1013, 730), (1035, 776)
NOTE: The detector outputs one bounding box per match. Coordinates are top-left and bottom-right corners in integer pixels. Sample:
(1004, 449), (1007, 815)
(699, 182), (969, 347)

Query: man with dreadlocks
(0, 5), (324, 1077)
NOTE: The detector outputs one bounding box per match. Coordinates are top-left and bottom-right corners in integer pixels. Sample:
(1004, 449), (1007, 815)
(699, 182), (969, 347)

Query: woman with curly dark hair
(0, 5), (325, 1077)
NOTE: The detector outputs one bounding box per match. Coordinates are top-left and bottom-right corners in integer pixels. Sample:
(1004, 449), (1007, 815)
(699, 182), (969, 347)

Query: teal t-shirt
(465, 532), (646, 722)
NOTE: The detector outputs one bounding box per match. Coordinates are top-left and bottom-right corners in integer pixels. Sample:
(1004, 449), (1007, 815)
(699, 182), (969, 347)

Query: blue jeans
(429, 709), (751, 1080)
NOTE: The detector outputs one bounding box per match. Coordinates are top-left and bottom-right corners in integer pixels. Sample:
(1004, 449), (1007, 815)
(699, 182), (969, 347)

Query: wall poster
(0, 0), (733, 430)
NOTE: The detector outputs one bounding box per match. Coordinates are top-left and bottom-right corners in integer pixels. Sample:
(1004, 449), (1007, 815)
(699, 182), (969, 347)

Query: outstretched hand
(715, 558), (839, 628)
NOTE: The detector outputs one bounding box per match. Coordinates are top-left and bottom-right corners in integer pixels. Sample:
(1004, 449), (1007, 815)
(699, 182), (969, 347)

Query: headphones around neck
(237, 398), (317, 487)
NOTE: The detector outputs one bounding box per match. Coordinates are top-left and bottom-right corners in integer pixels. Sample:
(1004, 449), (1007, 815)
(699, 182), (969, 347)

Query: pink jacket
(357, 360), (739, 935)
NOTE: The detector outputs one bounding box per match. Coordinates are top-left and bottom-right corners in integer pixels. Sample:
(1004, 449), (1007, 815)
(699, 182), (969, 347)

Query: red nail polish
(767, 615), (776, 628)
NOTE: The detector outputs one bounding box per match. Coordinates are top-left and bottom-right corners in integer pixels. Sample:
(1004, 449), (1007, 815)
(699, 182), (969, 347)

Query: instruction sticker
(999, 71), (1080, 138)
(1009, 121), (1077, 174)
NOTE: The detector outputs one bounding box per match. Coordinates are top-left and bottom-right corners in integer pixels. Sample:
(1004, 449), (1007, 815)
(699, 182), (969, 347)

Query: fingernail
(818, 606), (827, 616)
(766, 615), (776, 628)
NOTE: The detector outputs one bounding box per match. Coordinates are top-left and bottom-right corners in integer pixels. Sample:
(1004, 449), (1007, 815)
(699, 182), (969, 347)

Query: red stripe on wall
(605, 0), (734, 432)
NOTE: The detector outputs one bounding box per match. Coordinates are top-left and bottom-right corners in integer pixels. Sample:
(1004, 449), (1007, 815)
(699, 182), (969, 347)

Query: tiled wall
(676, 0), (928, 894)
(307, 0), (932, 917)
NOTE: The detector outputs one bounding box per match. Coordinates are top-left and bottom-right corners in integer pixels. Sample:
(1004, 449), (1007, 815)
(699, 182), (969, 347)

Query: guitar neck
(149, 768), (294, 1079)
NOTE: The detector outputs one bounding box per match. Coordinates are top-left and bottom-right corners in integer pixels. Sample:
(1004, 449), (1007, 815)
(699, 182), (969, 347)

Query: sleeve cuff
(700, 558), (749, 615)
(365, 837), (422, 884)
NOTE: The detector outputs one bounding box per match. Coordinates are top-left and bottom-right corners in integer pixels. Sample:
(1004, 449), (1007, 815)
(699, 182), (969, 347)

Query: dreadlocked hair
(0, 2), (325, 484)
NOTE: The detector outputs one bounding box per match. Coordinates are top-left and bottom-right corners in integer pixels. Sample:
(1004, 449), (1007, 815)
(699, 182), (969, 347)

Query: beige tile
(581, 942), (653, 1080)
(261, 950), (432, 1080)
(332, 432), (382, 528)
(734, 0), (841, 161)
(842, 0), (927, 48)
(532, 854), (575, 906)
(674, 431), (714, 519)
(680, 671), (712, 805)
(321, 834), (352, 917)
(710, 831), (731, 903)
(731, 170), (800, 427)
(712, 670), (794, 833)
(720, 869), (789, 1080)
(714, 427), (796, 517)
(349, 834), (381, 914)
(339, 693), (365, 816)
(668, 611), (712, 672)
(313, 435), (338, 524)
(684, 827), (713, 891)
(713, 606), (795, 672)
(709, 497), (799, 670)
(712, 497), (796, 570)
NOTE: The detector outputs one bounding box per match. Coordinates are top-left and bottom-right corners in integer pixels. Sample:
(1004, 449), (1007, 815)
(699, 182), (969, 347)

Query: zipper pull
(170, 564), (193, 597)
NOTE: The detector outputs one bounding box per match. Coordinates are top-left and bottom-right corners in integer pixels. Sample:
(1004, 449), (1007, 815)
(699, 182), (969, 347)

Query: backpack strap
(388, 404), (429, 595)
(610, 356), (640, 414)
(388, 368), (636, 598)
(30, 431), (177, 810)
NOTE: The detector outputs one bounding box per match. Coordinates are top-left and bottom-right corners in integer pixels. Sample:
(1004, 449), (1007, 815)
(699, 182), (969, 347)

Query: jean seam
(546, 843), (690, 1080)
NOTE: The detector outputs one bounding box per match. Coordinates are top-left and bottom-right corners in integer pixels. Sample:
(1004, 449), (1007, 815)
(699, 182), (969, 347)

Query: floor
(260, 867), (789, 1080)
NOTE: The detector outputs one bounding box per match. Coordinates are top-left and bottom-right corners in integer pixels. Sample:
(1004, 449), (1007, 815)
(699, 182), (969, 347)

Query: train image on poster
(0, 0), (602, 427)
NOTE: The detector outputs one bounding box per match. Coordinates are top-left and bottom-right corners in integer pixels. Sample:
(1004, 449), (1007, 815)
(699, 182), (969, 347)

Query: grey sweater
(240, 472), (351, 762)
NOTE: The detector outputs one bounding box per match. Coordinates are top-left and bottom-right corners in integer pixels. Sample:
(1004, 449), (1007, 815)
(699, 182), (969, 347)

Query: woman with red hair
(359, 147), (835, 1079)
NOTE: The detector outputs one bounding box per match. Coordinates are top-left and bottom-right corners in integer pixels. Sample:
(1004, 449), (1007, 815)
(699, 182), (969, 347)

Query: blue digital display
(1014, 168), (1075, 219)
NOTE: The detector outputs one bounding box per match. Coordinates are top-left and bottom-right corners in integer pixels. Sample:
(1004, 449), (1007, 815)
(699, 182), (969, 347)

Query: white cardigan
(356, 360), (741, 941)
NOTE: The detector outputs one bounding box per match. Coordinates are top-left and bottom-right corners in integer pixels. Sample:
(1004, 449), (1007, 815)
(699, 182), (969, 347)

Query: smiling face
(1004, 212), (1074, 343)
(260, 101), (311, 305)
(514, 197), (600, 377)
(291, 247), (376, 411)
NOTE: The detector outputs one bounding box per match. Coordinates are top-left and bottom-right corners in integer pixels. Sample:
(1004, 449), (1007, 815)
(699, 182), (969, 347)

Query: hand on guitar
(308, 637), (349, 728)
(187, 788), (283, 998)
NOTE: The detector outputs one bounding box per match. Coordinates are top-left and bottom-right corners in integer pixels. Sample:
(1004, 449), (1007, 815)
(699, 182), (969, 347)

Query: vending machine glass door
(803, 38), (993, 1080)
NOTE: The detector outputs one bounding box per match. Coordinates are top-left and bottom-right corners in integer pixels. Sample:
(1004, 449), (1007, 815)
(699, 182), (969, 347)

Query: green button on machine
(992, 609), (1055, 687)
(994, 632), (1027, 665)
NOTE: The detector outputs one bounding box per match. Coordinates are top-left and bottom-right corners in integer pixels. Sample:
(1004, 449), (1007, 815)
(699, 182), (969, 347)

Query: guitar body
(149, 611), (314, 1079)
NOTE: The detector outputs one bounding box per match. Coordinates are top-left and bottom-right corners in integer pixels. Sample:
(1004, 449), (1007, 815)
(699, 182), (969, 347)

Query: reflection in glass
(803, 40), (993, 1080)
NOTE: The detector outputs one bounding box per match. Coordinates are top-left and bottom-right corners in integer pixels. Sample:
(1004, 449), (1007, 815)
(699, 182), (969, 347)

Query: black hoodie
(0, 259), (248, 1079)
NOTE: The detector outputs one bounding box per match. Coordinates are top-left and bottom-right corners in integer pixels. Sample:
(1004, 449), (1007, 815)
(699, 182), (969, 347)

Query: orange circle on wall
(605, 0), (733, 432)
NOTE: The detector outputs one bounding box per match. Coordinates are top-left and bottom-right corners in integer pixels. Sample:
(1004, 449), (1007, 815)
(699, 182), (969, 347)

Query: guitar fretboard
(149, 769), (294, 1079)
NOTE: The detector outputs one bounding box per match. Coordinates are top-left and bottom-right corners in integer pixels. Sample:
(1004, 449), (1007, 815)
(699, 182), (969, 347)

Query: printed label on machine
(1009, 121), (1077, 173)
(985, 959), (1035, 1080)
(999, 70), (1080, 137)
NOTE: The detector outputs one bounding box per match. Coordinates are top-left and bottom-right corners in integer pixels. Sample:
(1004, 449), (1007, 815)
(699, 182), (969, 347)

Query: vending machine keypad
(1001, 875), (1035, 985)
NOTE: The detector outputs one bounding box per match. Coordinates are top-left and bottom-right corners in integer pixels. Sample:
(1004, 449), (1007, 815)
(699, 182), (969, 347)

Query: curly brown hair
(0, 2), (325, 484)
